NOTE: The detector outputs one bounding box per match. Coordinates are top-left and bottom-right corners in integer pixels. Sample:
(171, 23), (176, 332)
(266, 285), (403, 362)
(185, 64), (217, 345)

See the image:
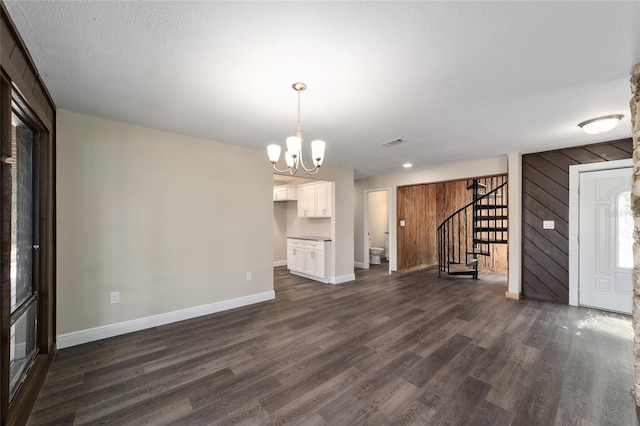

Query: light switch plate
(400, 220), (406, 227)
(543, 220), (555, 230)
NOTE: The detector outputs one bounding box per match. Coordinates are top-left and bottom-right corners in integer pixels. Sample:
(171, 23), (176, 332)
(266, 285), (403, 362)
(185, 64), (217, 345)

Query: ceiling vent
(381, 138), (407, 148)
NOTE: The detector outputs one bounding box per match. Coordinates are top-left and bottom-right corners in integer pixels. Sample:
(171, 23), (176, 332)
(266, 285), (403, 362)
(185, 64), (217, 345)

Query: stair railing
(437, 181), (507, 278)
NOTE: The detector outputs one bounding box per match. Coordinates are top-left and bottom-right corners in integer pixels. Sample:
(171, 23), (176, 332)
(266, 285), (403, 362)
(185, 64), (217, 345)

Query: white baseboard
(273, 260), (287, 267)
(57, 290), (275, 349)
(330, 273), (356, 285)
(354, 262), (367, 269)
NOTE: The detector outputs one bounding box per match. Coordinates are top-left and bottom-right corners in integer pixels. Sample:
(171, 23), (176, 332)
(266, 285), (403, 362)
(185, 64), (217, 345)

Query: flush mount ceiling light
(578, 114), (624, 135)
(267, 82), (325, 175)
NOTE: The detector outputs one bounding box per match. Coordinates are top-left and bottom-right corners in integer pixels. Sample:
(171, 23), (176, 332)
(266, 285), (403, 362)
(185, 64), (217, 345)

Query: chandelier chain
(297, 88), (302, 137)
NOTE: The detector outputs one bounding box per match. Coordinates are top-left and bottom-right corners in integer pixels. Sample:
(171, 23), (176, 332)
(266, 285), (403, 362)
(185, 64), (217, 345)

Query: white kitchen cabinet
(273, 185), (297, 201)
(314, 181), (332, 217)
(297, 184), (315, 217)
(287, 238), (330, 283)
(297, 181), (332, 218)
(286, 239), (305, 272)
(304, 241), (326, 278)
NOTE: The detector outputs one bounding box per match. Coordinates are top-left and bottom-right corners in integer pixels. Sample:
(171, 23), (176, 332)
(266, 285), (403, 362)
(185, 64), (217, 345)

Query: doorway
(569, 159), (633, 313)
(364, 188), (392, 271)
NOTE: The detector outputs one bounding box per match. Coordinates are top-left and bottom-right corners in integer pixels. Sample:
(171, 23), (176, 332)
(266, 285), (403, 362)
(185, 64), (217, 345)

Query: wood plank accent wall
(397, 184), (436, 270)
(522, 139), (632, 303)
(397, 175), (507, 272)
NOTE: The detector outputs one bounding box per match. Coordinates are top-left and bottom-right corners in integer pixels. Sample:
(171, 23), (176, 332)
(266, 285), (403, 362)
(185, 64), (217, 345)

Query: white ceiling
(5, 1), (640, 179)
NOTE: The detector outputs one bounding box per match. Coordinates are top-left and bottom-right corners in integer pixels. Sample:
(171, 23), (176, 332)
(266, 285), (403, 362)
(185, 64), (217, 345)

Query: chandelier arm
(271, 154), (300, 175)
(298, 154), (320, 174)
(271, 163), (295, 174)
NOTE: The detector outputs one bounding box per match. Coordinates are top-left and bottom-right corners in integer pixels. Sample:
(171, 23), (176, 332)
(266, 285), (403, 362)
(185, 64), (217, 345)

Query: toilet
(369, 237), (385, 265)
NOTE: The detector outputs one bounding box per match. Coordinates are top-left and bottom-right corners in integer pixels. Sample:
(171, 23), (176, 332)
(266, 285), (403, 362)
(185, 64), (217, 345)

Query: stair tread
(474, 238), (508, 244)
(467, 250), (490, 256)
(475, 215), (508, 221)
(475, 227), (508, 232)
(450, 259), (479, 265)
(476, 204), (508, 209)
(448, 270), (477, 276)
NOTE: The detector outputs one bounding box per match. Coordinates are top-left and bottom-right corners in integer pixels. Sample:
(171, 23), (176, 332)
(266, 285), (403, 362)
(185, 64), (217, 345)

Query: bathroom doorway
(364, 188), (392, 272)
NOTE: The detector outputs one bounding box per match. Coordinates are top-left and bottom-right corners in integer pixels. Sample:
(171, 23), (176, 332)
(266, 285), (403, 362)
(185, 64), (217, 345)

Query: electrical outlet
(246, 272), (253, 282)
(110, 291), (120, 304)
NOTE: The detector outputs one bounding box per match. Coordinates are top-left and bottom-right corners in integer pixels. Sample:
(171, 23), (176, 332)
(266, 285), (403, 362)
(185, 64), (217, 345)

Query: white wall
(318, 168), (355, 283)
(354, 156), (508, 269)
(57, 110), (274, 340)
(273, 201), (288, 264)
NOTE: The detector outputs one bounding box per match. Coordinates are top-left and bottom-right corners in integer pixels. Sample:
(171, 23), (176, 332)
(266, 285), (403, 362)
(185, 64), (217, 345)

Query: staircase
(437, 177), (508, 279)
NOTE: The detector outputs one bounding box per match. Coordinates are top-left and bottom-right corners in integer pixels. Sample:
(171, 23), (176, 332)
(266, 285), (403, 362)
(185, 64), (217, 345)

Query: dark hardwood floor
(27, 264), (639, 425)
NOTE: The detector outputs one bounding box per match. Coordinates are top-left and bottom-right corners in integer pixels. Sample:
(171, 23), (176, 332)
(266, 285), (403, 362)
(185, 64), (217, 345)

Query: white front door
(579, 166), (633, 314)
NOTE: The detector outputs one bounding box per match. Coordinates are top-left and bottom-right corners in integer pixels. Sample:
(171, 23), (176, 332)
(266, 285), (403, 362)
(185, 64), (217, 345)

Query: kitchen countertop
(287, 236), (332, 242)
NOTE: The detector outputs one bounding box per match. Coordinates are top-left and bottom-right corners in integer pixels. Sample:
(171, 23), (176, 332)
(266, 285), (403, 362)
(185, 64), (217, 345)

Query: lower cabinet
(304, 241), (326, 277)
(287, 239), (305, 273)
(287, 238), (329, 283)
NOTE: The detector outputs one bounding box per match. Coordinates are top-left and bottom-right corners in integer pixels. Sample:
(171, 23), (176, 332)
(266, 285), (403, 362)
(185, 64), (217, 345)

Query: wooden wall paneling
(582, 142), (632, 161)
(415, 185), (426, 267)
(522, 139), (633, 303)
(396, 187), (405, 270)
(397, 186), (413, 271)
(399, 175), (509, 273)
(397, 184), (437, 271)
(561, 147), (610, 164)
(535, 150), (579, 172)
(424, 184), (437, 265)
(610, 139), (633, 155)
(523, 162), (569, 205)
(410, 185), (422, 268)
(435, 180), (469, 225)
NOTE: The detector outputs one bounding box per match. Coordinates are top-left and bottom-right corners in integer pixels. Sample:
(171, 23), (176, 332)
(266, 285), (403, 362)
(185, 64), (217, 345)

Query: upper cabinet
(297, 181), (332, 218)
(273, 185), (297, 201)
(315, 181), (332, 217)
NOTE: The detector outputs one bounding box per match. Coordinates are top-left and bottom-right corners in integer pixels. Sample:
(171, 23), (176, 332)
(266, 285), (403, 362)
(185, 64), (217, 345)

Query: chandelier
(267, 82), (325, 175)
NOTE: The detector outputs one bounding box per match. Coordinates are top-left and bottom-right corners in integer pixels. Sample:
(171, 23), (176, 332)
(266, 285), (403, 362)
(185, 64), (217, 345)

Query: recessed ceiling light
(403, 163), (412, 168)
(578, 114), (623, 134)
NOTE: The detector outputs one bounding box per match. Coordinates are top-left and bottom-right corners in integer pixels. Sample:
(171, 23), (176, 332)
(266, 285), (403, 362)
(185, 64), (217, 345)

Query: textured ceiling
(5, 1), (640, 178)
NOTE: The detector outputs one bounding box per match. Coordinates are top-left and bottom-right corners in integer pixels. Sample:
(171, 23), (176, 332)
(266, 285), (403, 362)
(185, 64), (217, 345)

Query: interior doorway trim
(568, 158), (633, 307)
(363, 187), (393, 272)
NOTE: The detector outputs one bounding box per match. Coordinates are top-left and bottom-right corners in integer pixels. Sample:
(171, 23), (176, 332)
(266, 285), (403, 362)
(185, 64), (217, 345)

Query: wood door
(579, 166), (633, 314)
